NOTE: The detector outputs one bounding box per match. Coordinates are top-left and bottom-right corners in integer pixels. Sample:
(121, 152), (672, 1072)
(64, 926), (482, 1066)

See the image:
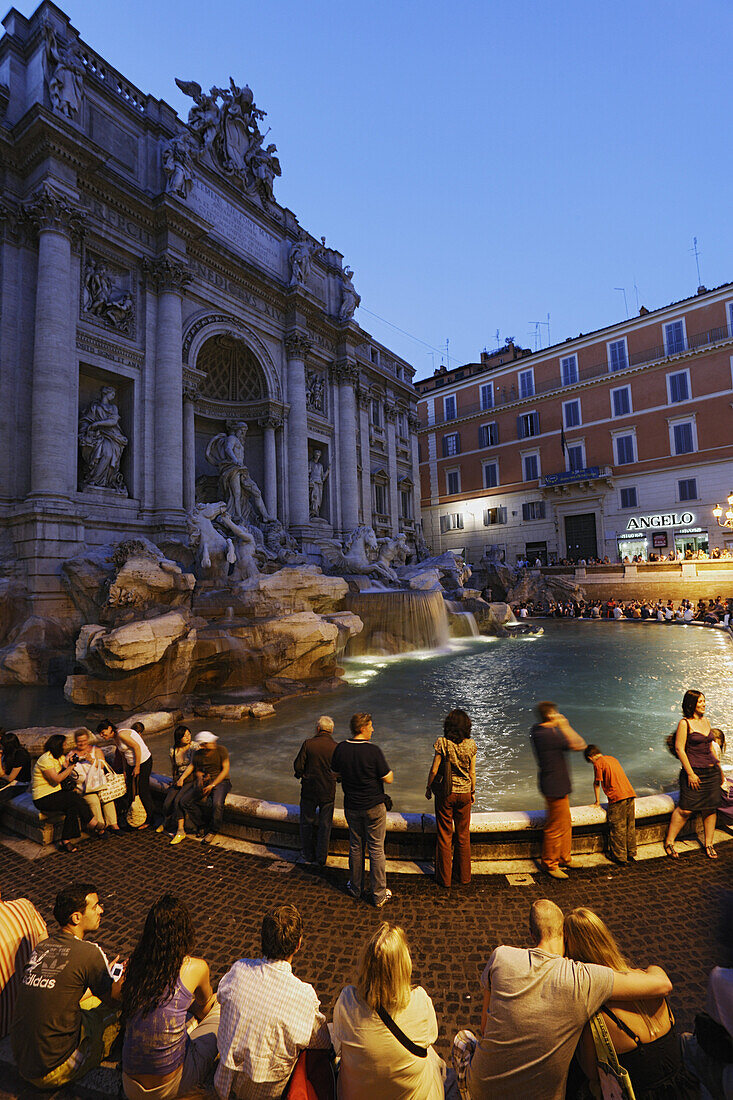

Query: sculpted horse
(321, 524), (399, 584)
(187, 501), (258, 581)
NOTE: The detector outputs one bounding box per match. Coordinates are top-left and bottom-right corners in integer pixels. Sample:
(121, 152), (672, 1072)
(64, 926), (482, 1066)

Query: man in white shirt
(455, 899), (672, 1100)
(215, 905), (330, 1098)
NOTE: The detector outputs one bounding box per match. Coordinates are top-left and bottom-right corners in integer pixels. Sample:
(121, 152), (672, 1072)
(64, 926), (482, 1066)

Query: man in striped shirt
(0, 888), (46, 1036)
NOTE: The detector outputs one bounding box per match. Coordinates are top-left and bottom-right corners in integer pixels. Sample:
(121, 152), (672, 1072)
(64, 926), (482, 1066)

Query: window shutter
(517, 415), (525, 440)
(499, 507), (507, 524)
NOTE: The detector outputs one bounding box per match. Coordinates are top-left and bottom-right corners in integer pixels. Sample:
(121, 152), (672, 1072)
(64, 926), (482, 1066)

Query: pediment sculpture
(174, 77), (281, 205)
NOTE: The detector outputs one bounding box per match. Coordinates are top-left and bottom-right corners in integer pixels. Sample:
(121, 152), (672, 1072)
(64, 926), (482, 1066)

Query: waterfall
(445, 600), (480, 638)
(344, 589), (450, 655)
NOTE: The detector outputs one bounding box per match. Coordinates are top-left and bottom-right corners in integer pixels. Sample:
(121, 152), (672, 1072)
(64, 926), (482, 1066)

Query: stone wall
(544, 561), (733, 603)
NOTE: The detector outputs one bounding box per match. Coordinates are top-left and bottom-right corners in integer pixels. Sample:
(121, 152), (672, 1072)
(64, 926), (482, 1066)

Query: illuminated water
(2, 623), (731, 812)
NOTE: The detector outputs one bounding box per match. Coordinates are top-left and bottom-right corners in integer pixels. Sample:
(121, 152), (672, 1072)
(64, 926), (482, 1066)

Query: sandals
(663, 843), (679, 860)
(59, 840), (78, 853)
(705, 845), (718, 859)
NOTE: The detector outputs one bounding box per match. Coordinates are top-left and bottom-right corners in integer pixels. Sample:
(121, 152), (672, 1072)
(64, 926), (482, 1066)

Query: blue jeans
(179, 779), (231, 834)
(299, 797), (334, 864)
(345, 802), (387, 904)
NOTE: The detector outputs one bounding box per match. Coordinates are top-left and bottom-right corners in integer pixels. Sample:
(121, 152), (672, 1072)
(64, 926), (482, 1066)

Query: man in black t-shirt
(11, 882), (122, 1088)
(331, 713), (394, 907)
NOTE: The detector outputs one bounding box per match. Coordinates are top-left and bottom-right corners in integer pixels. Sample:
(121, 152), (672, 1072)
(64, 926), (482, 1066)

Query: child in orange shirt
(584, 744), (636, 864)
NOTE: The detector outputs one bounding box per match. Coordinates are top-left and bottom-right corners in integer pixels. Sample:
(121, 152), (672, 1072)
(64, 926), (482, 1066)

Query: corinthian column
(182, 380), (199, 511)
(332, 359), (360, 533)
(385, 402), (400, 535)
(23, 185), (85, 501)
(408, 412), (422, 526)
(260, 415), (281, 518)
(284, 331), (311, 530)
(146, 257), (192, 515)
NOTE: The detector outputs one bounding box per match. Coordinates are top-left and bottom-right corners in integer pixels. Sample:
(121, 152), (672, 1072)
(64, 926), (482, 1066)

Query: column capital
(356, 383), (372, 409)
(259, 415), (282, 431)
(384, 401), (398, 422)
(144, 255), (192, 293)
(182, 380), (200, 402)
(22, 183), (85, 239)
(407, 412), (422, 432)
(284, 330), (312, 359)
(331, 358), (359, 386)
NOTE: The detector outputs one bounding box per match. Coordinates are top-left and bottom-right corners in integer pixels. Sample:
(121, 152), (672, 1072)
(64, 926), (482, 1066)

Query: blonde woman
(332, 923), (449, 1099)
(71, 730), (119, 832)
(564, 907), (696, 1099)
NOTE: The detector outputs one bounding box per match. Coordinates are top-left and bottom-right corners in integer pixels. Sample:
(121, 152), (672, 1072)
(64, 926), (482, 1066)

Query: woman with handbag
(425, 709), (477, 888)
(564, 907), (697, 1100)
(663, 689), (722, 860)
(96, 722), (154, 828)
(70, 729), (119, 833)
(332, 922), (450, 1099)
(32, 733), (103, 852)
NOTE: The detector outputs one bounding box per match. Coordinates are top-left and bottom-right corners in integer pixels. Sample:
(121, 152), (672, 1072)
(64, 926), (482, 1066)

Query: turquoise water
(2, 623), (731, 812)
(216, 621), (733, 811)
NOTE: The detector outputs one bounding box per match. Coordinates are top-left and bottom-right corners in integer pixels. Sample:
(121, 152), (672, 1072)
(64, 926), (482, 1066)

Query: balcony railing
(419, 324), (732, 428)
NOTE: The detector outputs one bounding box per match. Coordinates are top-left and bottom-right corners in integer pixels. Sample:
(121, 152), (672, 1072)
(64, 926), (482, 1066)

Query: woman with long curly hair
(121, 895), (219, 1100)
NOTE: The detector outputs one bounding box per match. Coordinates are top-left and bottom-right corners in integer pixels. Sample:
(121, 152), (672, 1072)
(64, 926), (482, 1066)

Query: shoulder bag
(588, 1012), (636, 1100)
(126, 776), (147, 828)
(376, 1006), (427, 1058)
(99, 769), (126, 804)
(430, 741), (453, 800)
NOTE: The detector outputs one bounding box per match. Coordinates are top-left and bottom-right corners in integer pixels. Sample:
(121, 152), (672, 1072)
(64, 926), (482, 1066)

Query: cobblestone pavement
(0, 831), (730, 1097)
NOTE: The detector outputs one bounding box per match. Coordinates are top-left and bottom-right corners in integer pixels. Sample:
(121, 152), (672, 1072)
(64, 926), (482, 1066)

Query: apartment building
(416, 283), (733, 565)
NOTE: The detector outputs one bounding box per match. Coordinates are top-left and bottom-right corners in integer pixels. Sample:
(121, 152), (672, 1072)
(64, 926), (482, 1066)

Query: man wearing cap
(293, 716), (337, 866)
(181, 732), (231, 843)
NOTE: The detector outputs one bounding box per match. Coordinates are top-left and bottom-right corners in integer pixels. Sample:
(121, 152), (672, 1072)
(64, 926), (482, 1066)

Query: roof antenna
(691, 237), (705, 292)
(614, 287), (629, 318)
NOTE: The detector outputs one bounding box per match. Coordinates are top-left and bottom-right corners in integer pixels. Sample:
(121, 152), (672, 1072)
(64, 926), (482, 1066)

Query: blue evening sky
(15, 0), (733, 378)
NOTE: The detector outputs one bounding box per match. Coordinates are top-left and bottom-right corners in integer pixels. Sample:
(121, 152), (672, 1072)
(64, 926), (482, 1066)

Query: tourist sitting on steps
(0, 885), (47, 1038)
(178, 731), (231, 844)
(156, 724), (195, 845)
(32, 733), (104, 852)
(121, 894), (220, 1100)
(0, 731), (31, 806)
(11, 882), (123, 1089)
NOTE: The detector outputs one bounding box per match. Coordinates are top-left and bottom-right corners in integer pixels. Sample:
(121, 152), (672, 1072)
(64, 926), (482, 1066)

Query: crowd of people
(513, 547), (733, 568)
(1, 882), (731, 1099)
(517, 595), (733, 623)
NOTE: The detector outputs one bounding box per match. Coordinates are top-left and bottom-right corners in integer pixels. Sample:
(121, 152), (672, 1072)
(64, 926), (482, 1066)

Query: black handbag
(431, 751), (453, 800)
(376, 1006), (427, 1058)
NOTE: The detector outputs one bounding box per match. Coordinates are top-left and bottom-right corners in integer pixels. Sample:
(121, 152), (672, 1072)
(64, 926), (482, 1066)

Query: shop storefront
(617, 534), (649, 561)
(673, 526), (709, 556)
(619, 510), (701, 560)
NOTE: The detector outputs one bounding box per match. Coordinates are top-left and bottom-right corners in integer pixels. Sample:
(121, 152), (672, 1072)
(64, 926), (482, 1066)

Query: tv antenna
(691, 236), (703, 289)
(614, 287), (629, 318)
(633, 279), (640, 312)
(528, 314), (550, 351)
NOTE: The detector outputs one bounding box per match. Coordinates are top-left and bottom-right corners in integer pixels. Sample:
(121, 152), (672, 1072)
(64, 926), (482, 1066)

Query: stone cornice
(21, 181), (85, 239)
(143, 255), (192, 293)
(284, 331), (312, 359)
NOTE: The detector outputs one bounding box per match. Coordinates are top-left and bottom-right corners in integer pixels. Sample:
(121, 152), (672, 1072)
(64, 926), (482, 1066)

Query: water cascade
(344, 588), (450, 655)
(445, 600), (480, 638)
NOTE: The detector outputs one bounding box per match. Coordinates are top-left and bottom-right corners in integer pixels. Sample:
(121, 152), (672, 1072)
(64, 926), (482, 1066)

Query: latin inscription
(189, 180), (283, 275)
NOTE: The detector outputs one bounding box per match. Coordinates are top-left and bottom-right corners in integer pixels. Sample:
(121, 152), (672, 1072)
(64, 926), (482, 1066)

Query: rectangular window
(664, 319), (686, 355)
(667, 370), (689, 404)
(478, 422), (498, 448)
(483, 461), (499, 489)
(611, 386), (631, 417)
(371, 399), (382, 428)
(374, 483), (387, 514)
(480, 383), (494, 410)
(483, 506), (507, 526)
(608, 338), (628, 372)
(440, 512), (464, 533)
(523, 453), (539, 481)
(563, 399), (581, 428)
(446, 469), (460, 495)
(442, 433), (460, 457)
(567, 444), (584, 471)
(678, 478), (697, 502)
(522, 501), (546, 521)
(620, 487), (638, 509)
(728, 301), (733, 337)
(400, 490), (413, 519)
(561, 355), (578, 386)
(444, 394), (457, 421)
(672, 422), (694, 455)
(518, 369), (535, 398)
(517, 411), (540, 439)
(614, 434), (635, 465)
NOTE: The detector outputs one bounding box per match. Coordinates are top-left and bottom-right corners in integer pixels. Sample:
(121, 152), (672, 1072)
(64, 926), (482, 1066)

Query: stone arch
(182, 313), (282, 402)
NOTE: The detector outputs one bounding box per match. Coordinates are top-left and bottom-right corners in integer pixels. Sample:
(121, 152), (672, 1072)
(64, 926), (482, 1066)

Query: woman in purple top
(664, 689), (722, 861)
(121, 895), (219, 1099)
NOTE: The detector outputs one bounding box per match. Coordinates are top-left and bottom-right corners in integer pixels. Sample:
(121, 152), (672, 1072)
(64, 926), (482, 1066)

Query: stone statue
(321, 525), (399, 584)
(305, 370), (325, 414)
(308, 449), (329, 517)
(204, 422), (269, 526)
(289, 237), (313, 288)
(338, 266), (361, 323)
(78, 386), (128, 495)
(44, 25), (84, 119)
(187, 500), (258, 581)
(162, 134), (195, 198)
(249, 141), (281, 204)
(83, 259), (134, 333)
(377, 533), (409, 571)
(215, 510), (260, 581)
(263, 519), (304, 565)
(414, 522), (431, 562)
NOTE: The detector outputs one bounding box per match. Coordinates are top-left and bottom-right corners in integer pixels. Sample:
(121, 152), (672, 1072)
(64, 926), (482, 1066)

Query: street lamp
(712, 490), (733, 528)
